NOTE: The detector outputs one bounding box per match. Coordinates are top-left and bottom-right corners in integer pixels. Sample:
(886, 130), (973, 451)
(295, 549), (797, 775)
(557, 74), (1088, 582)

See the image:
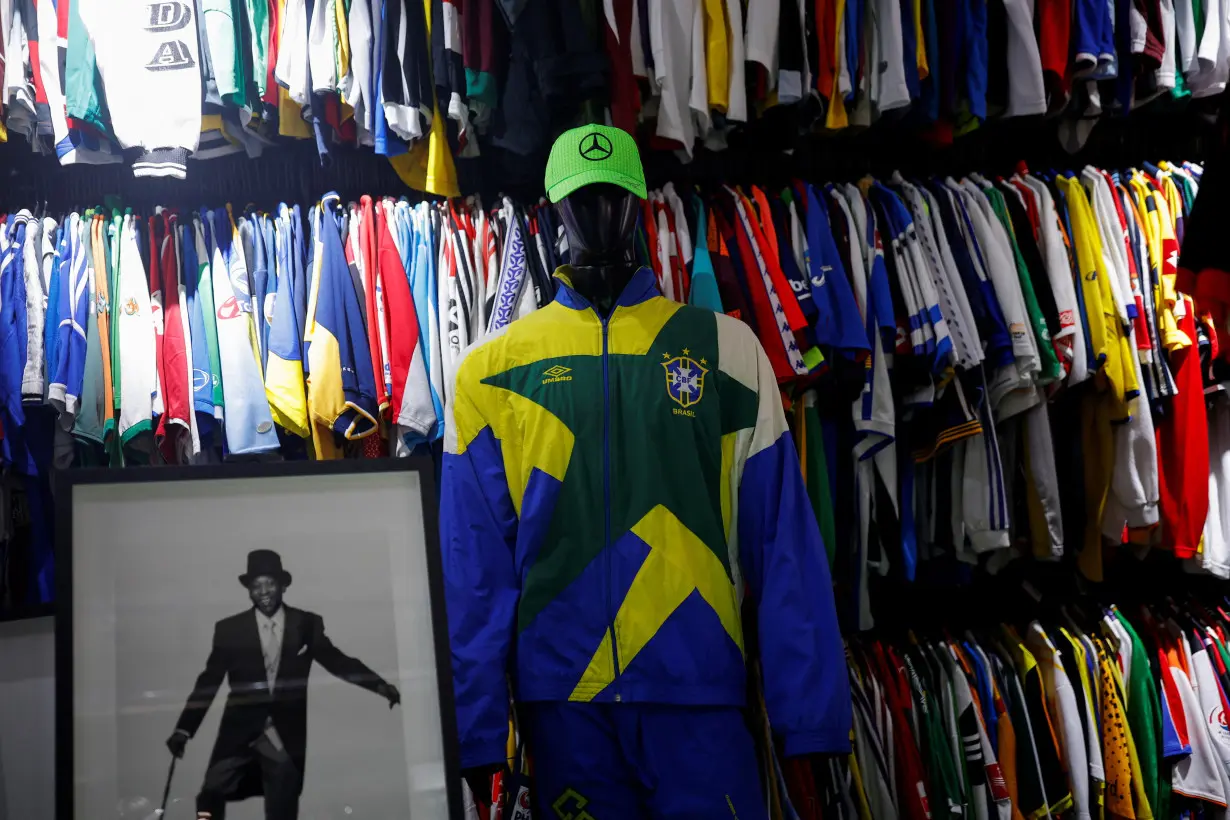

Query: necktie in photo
(264, 621), (281, 690)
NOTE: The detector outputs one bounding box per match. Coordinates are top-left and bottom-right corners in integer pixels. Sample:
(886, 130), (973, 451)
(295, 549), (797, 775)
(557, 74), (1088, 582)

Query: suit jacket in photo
(174, 605), (388, 799)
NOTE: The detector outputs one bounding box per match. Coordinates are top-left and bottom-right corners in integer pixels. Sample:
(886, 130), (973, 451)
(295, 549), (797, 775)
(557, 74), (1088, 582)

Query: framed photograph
(55, 459), (462, 820)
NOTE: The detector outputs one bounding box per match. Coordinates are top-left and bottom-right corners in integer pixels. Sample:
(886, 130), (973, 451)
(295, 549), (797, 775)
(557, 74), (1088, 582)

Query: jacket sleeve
(737, 332), (852, 757)
(175, 621), (228, 738)
(440, 341), (519, 770)
(311, 613), (386, 693)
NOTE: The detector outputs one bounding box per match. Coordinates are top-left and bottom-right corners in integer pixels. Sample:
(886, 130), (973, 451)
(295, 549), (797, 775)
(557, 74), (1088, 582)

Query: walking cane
(158, 756), (177, 816)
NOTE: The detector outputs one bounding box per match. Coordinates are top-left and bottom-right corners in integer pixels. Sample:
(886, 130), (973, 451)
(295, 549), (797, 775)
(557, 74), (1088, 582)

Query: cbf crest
(662, 349), (708, 410)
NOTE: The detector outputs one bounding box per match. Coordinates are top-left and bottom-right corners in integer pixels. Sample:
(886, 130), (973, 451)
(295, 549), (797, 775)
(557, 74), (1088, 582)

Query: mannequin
(441, 125), (850, 820)
(459, 181), (640, 800)
(553, 181), (640, 315)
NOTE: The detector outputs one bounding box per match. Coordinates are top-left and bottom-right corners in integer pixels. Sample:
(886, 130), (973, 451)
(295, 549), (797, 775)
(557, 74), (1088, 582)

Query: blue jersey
(44, 224), (66, 390)
(961, 0), (988, 121)
(0, 217), (29, 470)
(182, 218), (218, 444)
(207, 207), (278, 457)
(805, 184), (870, 361)
(688, 198), (724, 314)
(49, 216), (91, 419)
(306, 193), (380, 457)
(265, 204), (310, 439)
(407, 203), (444, 441)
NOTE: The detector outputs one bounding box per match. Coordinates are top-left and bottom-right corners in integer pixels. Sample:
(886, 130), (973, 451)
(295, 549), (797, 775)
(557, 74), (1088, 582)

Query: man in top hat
(166, 549), (401, 820)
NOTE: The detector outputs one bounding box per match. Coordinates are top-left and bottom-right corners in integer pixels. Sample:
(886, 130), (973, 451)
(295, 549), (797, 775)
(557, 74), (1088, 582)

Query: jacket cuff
(782, 727), (852, 757)
(132, 147), (188, 179)
(459, 732), (509, 771)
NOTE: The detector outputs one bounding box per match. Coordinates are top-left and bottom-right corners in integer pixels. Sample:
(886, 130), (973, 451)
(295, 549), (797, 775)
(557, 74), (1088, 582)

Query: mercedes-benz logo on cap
(579, 132), (613, 161)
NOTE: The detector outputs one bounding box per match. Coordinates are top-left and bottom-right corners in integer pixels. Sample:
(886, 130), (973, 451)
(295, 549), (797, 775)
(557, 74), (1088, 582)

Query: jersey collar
(553, 265), (660, 313)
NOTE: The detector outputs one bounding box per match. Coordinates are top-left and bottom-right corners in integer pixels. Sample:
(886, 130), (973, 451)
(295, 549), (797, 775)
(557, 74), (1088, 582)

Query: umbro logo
(542, 365), (573, 385)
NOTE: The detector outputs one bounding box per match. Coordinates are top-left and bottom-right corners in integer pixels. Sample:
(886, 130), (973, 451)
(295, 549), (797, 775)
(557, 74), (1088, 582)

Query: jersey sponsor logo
(662, 349), (708, 411)
(578, 132), (613, 162)
(256, 421), (273, 434)
(541, 364), (572, 385)
(192, 368), (210, 392)
(217, 296), (241, 321)
(508, 786), (531, 820)
(123, 298), (139, 316)
(552, 788), (595, 820)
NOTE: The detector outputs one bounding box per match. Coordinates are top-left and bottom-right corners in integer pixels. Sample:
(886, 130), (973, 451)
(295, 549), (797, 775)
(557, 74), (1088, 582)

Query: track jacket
(441, 266), (851, 770)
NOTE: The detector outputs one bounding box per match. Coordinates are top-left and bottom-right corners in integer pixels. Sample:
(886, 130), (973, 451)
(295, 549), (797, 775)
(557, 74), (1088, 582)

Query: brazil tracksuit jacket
(440, 265), (851, 772)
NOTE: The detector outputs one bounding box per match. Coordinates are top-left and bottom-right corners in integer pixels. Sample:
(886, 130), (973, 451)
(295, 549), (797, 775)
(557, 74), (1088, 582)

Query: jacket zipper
(601, 311), (620, 701)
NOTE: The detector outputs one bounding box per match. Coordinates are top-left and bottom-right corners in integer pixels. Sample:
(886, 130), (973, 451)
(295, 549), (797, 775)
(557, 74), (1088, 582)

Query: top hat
(238, 550), (293, 588)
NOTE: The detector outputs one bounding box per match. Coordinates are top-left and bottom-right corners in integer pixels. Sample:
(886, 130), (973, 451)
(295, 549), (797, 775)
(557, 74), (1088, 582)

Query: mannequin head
(555, 182), (640, 267)
(544, 125), (648, 313)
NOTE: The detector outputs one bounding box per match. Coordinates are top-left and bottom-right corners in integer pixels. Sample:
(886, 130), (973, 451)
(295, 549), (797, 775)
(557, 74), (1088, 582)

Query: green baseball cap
(544, 124), (647, 203)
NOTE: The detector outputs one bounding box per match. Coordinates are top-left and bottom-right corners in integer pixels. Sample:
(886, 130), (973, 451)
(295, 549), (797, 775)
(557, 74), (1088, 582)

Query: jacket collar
(553, 265), (659, 313)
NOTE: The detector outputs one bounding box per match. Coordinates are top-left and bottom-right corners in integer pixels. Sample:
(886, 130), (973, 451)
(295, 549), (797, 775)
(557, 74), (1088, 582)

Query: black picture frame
(53, 457), (463, 820)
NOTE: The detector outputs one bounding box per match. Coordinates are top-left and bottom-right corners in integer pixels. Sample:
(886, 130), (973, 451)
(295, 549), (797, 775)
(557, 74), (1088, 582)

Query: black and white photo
(56, 461), (460, 820)
(166, 549), (402, 820)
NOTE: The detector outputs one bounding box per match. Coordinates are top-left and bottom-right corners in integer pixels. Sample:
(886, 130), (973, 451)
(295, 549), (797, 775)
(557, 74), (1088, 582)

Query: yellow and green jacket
(441, 266), (850, 769)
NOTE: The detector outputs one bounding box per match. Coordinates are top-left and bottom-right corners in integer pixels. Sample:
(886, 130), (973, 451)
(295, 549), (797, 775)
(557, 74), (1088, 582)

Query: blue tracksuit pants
(526, 702), (769, 820)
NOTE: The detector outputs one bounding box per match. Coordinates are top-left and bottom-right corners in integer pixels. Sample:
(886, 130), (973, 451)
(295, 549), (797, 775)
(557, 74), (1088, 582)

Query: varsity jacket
(83, 0), (202, 178)
(441, 266), (851, 770)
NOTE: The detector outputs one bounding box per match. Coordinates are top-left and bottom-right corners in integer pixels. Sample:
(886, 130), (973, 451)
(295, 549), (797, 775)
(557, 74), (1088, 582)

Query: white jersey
(1002, 0), (1047, 115)
(116, 215), (157, 444)
(205, 212), (279, 456)
(649, 0), (698, 154)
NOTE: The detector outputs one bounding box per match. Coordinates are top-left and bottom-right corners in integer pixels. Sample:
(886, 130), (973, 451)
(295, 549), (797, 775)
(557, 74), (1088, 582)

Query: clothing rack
(0, 106), (1216, 214)
(862, 551), (1230, 636)
(832, 559), (1230, 820)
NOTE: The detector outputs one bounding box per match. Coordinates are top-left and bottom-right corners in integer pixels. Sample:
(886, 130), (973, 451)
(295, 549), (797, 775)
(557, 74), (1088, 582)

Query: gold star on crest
(662, 352), (670, 359)
(700, 358), (708, 365)
(682, 347), (691, 356)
